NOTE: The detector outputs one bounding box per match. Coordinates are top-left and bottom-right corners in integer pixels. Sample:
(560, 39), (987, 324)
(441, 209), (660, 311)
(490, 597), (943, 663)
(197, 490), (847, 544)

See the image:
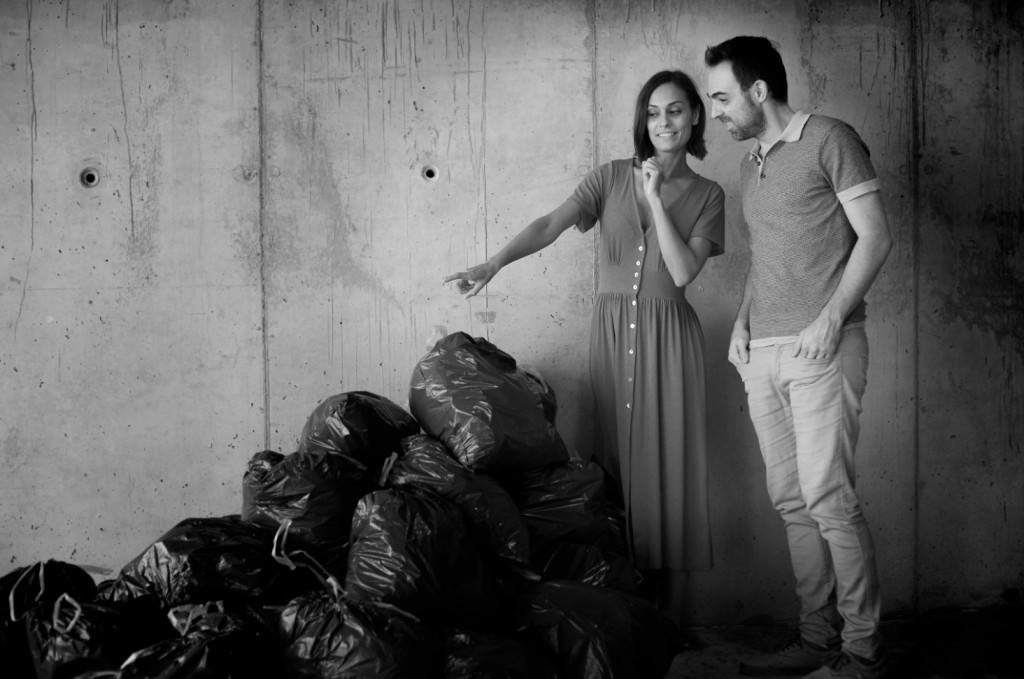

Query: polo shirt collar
(749, 110), (811, 160)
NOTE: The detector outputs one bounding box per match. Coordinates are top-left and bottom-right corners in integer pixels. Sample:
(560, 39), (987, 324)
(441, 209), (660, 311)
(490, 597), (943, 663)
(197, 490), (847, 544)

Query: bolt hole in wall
(79, 167), (100, 188)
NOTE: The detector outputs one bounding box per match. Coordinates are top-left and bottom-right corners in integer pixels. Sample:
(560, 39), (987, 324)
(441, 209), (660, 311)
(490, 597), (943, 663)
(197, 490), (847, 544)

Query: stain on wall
(0, 0), (264, 570)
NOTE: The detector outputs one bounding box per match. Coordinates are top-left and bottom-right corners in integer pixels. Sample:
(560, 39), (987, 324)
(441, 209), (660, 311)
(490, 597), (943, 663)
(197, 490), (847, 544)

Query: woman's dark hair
(704, 36), (788, 103)
(632, 70), (708, 161)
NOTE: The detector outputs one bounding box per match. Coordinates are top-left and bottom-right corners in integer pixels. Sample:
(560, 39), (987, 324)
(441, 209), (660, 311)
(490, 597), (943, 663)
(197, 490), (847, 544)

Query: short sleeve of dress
(569, 163), (609, 233)
(691, 182), (726, 257)
(819, 122), (879, 202)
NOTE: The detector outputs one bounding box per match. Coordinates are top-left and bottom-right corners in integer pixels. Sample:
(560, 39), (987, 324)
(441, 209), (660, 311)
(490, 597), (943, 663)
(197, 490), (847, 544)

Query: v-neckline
(631, 165), (652, 233)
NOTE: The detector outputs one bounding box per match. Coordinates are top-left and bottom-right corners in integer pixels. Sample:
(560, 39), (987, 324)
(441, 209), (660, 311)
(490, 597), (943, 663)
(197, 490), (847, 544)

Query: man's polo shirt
(741, 111), (880, 341)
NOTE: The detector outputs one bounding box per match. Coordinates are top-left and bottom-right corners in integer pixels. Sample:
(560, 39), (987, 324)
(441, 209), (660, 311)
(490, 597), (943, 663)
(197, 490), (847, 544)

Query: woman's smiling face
(646, 82), (696, 156)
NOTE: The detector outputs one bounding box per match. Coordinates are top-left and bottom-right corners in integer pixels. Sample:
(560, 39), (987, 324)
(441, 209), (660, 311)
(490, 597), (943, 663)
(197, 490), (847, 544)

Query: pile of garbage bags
(0, 332), (685, 678)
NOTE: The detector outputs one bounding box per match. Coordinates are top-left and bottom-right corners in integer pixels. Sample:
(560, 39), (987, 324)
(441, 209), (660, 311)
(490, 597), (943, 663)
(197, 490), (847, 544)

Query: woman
(445, 70), (724, 617)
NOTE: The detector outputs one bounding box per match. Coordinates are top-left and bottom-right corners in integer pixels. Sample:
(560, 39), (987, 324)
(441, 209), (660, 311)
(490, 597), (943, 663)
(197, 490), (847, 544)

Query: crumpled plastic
(240, 391), (420, 570)
(0, 560), (102, 678)
(534, 542), (641, 594)
(512, 580), (684, 679)
(298, 390), (420, 464)
(408, 332), (569, 480)
(24, 593), (170, 679)
(97, 516), (300, 609)
(387, 434), (531, 568)
(277, 589), (433, 679)
(241, 448), (357, 572)
(0, 560), (98, 621)
(514, 457), (624, 557)
(344, 487), (504, 628)
(119, 600), (276, 678)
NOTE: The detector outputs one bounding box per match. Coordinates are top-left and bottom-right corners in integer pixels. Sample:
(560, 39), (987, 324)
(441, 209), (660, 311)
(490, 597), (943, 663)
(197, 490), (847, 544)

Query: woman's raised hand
(444, 260), (499, 298)
(641, 157), (664, 201)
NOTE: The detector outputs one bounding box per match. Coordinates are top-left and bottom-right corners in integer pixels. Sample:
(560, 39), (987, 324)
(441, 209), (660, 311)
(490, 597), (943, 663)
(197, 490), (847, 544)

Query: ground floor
(666, 602), (1023, 678)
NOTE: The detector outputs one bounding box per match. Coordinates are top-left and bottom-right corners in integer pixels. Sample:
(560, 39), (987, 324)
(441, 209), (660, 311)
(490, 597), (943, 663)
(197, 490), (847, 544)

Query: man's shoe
(739, 637), (841, 676)
(801, 651), (889, 679)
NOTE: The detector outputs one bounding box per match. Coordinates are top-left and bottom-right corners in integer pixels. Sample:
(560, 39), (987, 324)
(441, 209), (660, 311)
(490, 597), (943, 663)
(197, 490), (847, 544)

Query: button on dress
(570, 158), (725, 571)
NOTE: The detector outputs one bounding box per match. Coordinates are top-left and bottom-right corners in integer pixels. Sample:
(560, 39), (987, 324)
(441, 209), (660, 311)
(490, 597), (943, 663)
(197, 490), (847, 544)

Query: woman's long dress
(570, 158), (725, 571)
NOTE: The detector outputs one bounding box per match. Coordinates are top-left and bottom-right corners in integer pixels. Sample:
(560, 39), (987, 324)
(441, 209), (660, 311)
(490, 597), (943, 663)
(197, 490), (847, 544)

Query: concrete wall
(0, 0), (1020, 623)
(914, 0), (1024, 608)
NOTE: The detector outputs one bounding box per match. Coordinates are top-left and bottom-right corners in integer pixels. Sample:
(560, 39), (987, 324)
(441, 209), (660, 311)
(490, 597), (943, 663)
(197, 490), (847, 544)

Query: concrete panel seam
(910, 0), (924, 614)
(113, 1), (137, 238)
(587, 0), (599, 294)
(15, 0), (37, 342)
(258, 0), (271, 448)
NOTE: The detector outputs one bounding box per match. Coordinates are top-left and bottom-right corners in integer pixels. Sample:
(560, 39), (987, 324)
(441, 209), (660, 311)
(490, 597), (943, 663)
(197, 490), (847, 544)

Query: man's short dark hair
(632, 70), (708, 161)
(704, 36), (788, 104)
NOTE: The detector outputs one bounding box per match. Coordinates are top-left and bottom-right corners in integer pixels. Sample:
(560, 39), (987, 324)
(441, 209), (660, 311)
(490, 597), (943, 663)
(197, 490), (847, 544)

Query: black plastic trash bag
(514, 457), (624, 557)
(512, 580), (684, 679)
(442, 627), (559, 679)
(534, 542), (641, 594)
(0, 618), (32, 679)
(24, 592), (171, 679)
(0, 560), (101, 679)
(345, 488), (503, 628)
(387, 434), (532, 569)
(278, 589), (434, 679)
(409, 332), (569, 479)
(241, 449), (357, 571)
(98, 516), (301, 609)
(240, 391), (418, 567)
(119, 600), (277, 679)
(0, 560), (98, 620)
(298, 390), (420, 466)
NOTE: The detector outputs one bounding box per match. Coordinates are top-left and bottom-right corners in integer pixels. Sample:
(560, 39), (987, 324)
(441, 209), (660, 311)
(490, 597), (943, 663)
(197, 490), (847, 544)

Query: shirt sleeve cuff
(837, 178), (880, 203)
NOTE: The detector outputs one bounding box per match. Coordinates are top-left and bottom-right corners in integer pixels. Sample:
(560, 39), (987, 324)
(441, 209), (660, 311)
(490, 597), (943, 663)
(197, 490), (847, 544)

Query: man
(704, 36), (893, 679)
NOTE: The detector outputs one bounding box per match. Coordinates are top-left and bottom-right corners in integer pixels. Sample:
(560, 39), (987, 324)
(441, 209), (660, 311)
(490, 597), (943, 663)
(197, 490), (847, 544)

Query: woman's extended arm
(444, 198), (582, 298)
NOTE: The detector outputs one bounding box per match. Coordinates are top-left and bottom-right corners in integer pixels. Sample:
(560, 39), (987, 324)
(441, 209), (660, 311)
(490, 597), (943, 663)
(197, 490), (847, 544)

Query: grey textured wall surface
(914, 0), (1024, 609)
(0, 0), (1020, 623)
